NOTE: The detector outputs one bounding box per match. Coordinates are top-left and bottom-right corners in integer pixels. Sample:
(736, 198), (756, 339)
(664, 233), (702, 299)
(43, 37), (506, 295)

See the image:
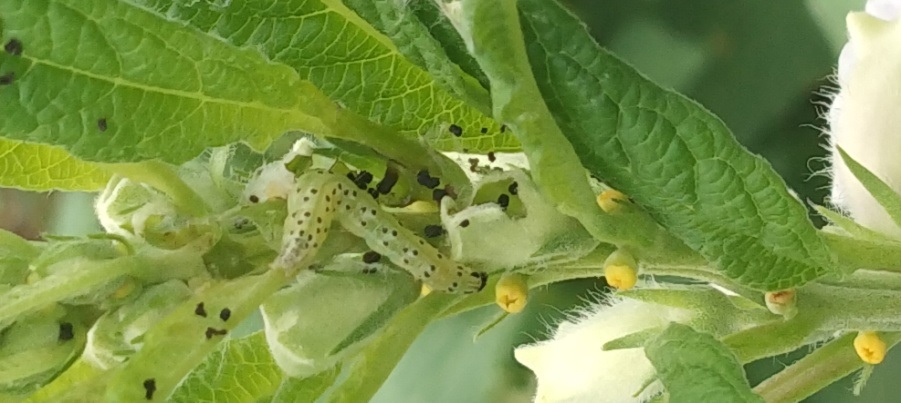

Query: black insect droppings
(97, 118), (108, 132)
(449, 124), (463, 137)
(367, 188), (380, 199)
(467, 158), (479, 172)
(219, 308), (231, 322)
(508, 182), (519, 195)
(480, 127), (488, 134)
(363, 250), (382, 264)
(4, 39), (22, 56)
(500, 124), (507, 133)
(424, 224), (444, 238)
(460, 219), (470, 228)
(497, 193), (510, 209)
(249, 195), (260, 203)
(143, 378), (157, 400)
(416, 170), (440, 189)
(194, 302), (207, 317)
(0, 72), (14, 86)
(487, 152), (496, 163)
(376, 166), (399, 194)
(432, 188), (448, 203)
(58, 322), (74, 341)
(205, 327), (228, 339)
(348, 170), (373, 189)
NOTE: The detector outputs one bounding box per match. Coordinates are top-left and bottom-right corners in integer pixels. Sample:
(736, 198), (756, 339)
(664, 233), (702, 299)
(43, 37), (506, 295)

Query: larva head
(242, 161), (296, 204)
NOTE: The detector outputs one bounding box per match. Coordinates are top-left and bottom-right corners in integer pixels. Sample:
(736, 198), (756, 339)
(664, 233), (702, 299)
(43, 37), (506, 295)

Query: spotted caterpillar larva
(265, 170), (487, 294)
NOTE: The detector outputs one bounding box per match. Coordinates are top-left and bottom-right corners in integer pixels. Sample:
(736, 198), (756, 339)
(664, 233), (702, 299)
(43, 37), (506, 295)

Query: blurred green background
(2, 0), (893, 401)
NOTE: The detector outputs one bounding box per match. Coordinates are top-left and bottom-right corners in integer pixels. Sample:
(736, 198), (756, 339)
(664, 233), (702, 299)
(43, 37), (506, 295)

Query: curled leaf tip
(596, 189), (628, 213)
(764, 289), (797, 319)
(854, 331), (887, 364)
(495, 273), (528, 313)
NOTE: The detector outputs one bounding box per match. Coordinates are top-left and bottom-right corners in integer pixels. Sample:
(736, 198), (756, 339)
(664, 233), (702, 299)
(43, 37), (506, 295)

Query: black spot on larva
(424, 225), (443, 238)
(452, 282), (458, 288)
(360, 221), (367, 227)
(383, 241), (389, 246)
(412, 250), (419, 256)
(480, 127), (488, 134)
(468, 158), (479, 173)
(249, 195), (259, 203)
(312, 243), (318, 248)
(363, 251), (382, 263)
(303, 196), (310, 201)
(449, 124), (463, 137)
(325, 195), (330, 202)
(487, 152), (496, 162)
(424, 271), (431, 278)
(403, 258), (409, 264)
(367, 188), (379, 199)
(352, 190), (358, 197)
(432, 188), (448, 203)
(317, 217), (322, 223)
(382, 228), (389, 233)
(143, 378), (157, 400)
(457, 271), (462, 277)
(4, 39), (23, 56)
(416, 170), (440, 188)
(315, 228), (320, 234)
(430, 265), (436, 272)
(58, 322), (74, 341)
(98, 118), (108, 132)
(497, 194), (510, 209)
(376, 166), (399, 194)
(0, 72), (15, 86)
(304, 212), (311, 217)
(500, 124), (507, 133)
(219, 308), (231, 322)
(346, 204), (351, 210)
(195, 302), (207, 317)
(460, 219), (470, 228)
(307, 234), (313, 241)
(343, 189), (350, 196)
(402, 247), (409, 253)
(391, 230), (398, 236)
(333, 188), (337, 195)
(508, 182), (519, 195)
(205, 327), (228, 339)
(437, 253), (444, 259)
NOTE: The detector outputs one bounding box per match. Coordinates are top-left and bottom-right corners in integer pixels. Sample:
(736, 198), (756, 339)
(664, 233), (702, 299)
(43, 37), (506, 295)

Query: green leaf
(169, 332), (283, 403)
(645, 323), (764, 403)
(0, 0), (333, 164)
(836, 147), (901, 231)
(123, 0), (516, 152)
(340, 0), (491, 114)
(516, 0), (835, 290)
(271, 366), (341, 403)
(0, 140), (109, 191)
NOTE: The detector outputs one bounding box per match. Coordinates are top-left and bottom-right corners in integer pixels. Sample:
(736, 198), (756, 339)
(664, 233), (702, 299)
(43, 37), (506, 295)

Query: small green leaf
(516, 0), (835, 290)
(815, 204), (898, 243)
(645, 323), (764, 403)
(0, 140), (109, 191)
(837, 147), (901, 231)
(169, 332), (283, 403)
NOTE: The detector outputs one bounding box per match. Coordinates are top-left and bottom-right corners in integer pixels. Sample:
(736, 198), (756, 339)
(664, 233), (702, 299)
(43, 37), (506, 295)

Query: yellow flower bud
(604, 249), (638, 291)
(495, 273), (529, 313)
(596, 189), (628, 213)
(854, 331), (887, 364)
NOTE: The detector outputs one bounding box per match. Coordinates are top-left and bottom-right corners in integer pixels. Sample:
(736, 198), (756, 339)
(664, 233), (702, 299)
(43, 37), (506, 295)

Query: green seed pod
(261, 254), (419, 378)
(83, 280), (193, 370)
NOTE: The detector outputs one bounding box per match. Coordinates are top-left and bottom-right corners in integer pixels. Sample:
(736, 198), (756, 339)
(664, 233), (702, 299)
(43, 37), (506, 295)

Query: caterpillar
(254, 169), (487, 294)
